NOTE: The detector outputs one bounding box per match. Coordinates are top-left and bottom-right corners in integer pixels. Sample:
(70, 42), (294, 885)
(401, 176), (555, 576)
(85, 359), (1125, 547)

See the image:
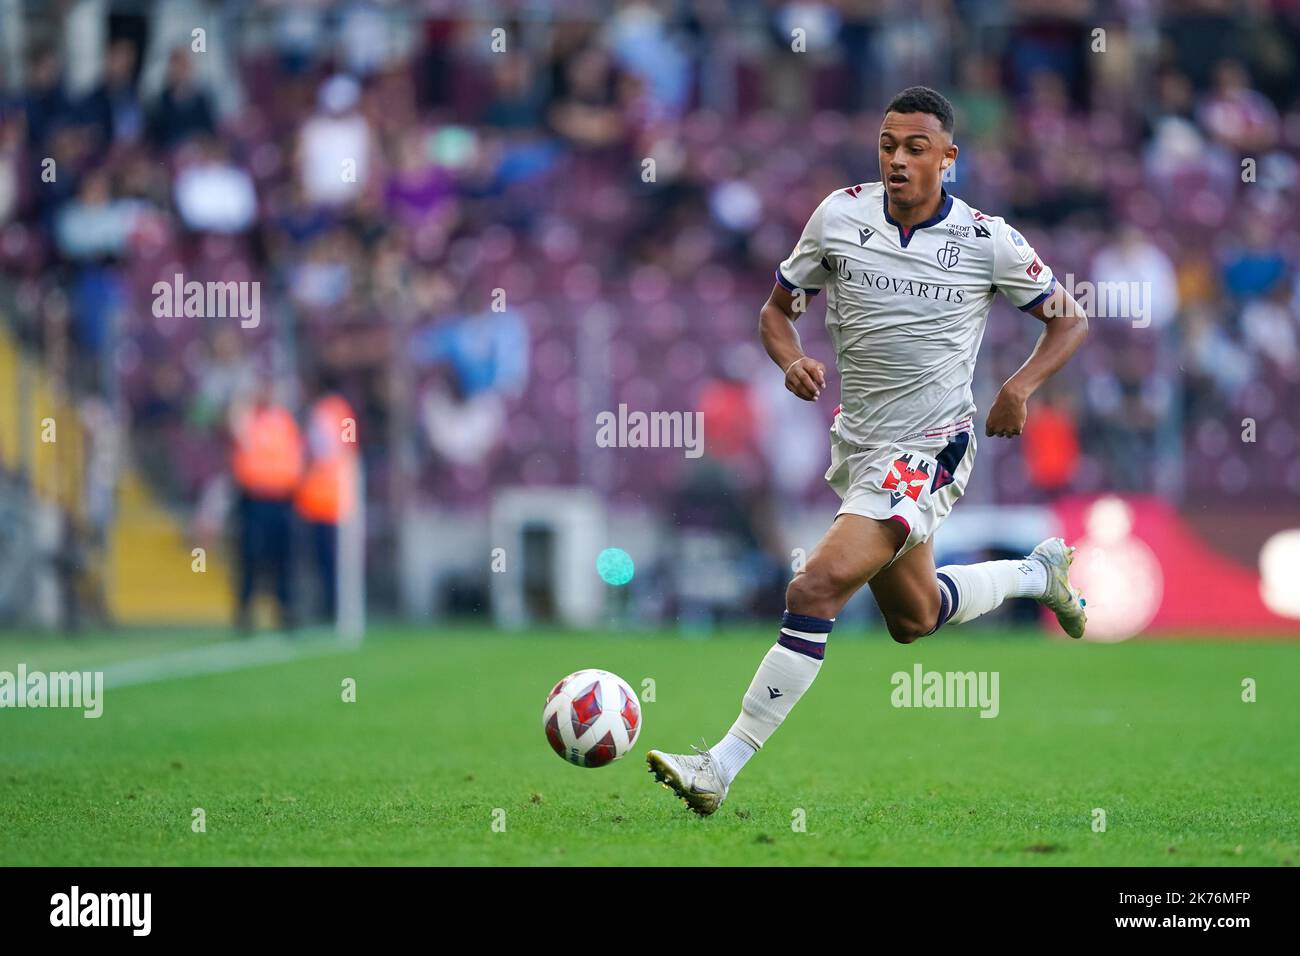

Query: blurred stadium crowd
(1, 0), (1298, 620)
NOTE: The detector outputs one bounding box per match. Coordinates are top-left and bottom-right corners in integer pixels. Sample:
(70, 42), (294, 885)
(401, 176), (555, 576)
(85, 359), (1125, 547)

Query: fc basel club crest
(883, 435), (970, 506)
(883, 455), (930, 506)
(936, 240), (961, 270)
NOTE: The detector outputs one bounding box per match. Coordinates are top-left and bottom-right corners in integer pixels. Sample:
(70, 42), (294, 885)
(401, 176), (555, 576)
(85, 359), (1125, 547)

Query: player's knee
(784, 572), (823, 614)
(786, 566), (853, 616)
(885, 613), (933, 644)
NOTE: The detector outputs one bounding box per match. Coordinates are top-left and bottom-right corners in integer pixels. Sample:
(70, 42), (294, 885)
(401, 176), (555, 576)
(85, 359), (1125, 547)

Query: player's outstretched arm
(985, 285), (1089, 438)
(759, 283), (826, 401)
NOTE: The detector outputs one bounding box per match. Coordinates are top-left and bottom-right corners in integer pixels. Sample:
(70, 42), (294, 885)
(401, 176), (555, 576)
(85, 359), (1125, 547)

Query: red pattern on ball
(569, 681), (603, 738)
(547, 678), (566, 703)
(545, 711), (566, 759)
(584, 731), (618, 768)
(619, 686), (639, 741)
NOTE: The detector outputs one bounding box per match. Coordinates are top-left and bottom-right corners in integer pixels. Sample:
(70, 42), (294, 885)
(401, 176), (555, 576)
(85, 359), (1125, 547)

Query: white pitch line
(101, 633), (356, 690)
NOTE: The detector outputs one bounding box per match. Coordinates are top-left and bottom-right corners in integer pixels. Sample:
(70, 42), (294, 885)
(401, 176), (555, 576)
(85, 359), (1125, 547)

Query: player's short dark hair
(885, 86), (955, 135)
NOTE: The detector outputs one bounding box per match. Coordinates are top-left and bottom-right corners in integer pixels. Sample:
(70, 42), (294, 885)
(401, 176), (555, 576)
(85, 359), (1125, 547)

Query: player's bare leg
(784, 512), (908, 618)
(868, 539), (943, 644)
(872, 536), (1088, 641)
(647, 514), (904, 816)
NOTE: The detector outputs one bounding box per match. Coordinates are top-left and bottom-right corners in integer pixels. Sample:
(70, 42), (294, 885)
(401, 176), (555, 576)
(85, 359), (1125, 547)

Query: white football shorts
(824, 418), (977, 566)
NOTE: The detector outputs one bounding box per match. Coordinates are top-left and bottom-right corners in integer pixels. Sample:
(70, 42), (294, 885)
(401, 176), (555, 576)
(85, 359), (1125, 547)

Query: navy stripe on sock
(781, 611), (834, 634)
(778, 632), (826, 660)
(936, 572), (959, 626)
(924, 578), (954, 637)
(930, 584), (950, 634)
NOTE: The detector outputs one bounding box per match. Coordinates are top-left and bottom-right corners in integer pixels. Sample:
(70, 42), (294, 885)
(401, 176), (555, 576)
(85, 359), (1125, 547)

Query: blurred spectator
(420, 367), (506, 467)
(548, 46), (626, 149)
(1183, 304), (1257, 406)
(103, 38), (146, 147)
(1092, 226), (1179, 332)
(1022, 395), (1082, 494)
(229, 376), (304, 632)
(297, 74), (371, 207)
(751, 357), (826, 501)
(606, 2), (692, 123)
(1005, 7), (1085, 101)
(80, 37), (145, 149)
(173, 137), (257, 234)
(272, 2), (327, 76)
(23, 47), (73, 154)
(1198, 59), (1280, 154)
(414, 302), (529, 468)
(68, 263), (125, 390)
(483, 53), (547, 131)
(290, 226), (361, 312)
(1085, 350), (1173, 492)
(1241, 284), (1298, 377)
(383, 129), (456, 230)
(147, 48), (216, 150)
(412, 306), (528, 400)
(53, 167), (145, 260)
(190, 327), (257, 432)
(1144, 70), (1227, 196)
(295, 377), (359, 623)
(1222, 217), (1286, 301)
(339, 1), (402, 79)
(950, 54), (1009, 145)
(697, 363), (760, 470)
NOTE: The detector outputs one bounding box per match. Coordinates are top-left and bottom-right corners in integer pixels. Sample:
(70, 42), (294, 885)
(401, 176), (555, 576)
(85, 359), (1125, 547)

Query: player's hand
(985, 386), (1028, 438)
(784, 356), (826, 401)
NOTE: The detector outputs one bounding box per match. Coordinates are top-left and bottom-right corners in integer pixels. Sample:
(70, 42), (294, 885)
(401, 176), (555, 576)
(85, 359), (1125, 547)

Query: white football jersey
(777, 182), (1057, 449)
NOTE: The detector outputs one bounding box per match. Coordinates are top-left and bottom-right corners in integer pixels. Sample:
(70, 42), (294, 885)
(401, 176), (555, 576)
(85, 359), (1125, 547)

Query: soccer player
(647, 87), (1090, 816)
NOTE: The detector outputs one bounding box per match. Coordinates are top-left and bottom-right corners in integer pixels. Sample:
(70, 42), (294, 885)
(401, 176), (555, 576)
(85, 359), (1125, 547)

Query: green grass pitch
(2, 626), (1298, 866)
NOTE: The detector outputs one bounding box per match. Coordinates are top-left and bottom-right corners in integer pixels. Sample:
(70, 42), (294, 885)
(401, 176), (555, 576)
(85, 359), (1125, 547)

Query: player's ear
(943, 143), (958, 168)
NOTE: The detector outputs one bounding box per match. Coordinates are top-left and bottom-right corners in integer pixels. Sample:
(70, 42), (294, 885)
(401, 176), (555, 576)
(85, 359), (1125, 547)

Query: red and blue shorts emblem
(882, 433), (970, 506)
(883, 454), (930, 506)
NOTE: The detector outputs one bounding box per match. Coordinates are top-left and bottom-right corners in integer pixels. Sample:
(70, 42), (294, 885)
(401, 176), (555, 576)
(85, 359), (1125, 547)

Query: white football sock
(937, 559), (1047, 626)
(728, 644), (823, 750)
(708, 733), (756, 787)
(727, 610), (831, 759)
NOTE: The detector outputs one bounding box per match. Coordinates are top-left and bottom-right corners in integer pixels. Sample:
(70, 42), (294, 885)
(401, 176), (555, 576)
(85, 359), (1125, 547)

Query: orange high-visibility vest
(232, 404), (305, 499)
(294, 395), (358, 524)
(1023, 404), (1080, 490)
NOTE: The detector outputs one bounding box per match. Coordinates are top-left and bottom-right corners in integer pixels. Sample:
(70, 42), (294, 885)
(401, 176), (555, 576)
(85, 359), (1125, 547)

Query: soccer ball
(543, 669), (642, 768)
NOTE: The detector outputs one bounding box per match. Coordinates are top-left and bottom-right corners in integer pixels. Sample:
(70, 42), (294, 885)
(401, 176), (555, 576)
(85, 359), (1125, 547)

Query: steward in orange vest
(295, 393), (358, 525)
(230, 388), (304, 632)
(232, 403), (305, 501)
(295, 391), (358, 622)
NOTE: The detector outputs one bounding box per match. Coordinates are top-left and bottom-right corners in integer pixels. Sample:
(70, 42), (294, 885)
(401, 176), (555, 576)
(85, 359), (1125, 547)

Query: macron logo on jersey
(859, 227), (874, 245)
